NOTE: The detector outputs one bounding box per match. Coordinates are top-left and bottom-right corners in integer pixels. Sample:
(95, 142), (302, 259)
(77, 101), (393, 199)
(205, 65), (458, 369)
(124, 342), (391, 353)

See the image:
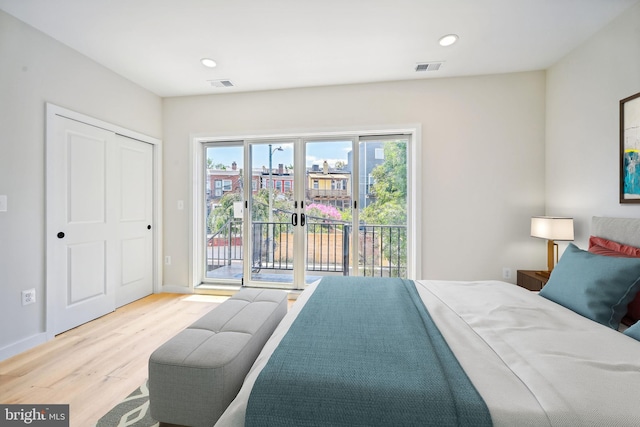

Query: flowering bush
(306, 203), (342, 221)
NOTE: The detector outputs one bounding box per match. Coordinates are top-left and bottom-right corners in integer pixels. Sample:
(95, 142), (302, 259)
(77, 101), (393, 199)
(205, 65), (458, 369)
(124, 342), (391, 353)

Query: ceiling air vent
(208, 79), (235, 88)
(415, 62), (443, 72)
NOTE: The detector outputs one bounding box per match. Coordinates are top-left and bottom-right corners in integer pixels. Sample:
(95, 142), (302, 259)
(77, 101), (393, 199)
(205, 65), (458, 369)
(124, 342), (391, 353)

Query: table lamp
(530, 216), (574, 277)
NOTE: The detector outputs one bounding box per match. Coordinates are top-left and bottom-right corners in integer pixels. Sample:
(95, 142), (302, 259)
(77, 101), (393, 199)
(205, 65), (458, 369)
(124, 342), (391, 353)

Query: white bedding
(215, 279), (640, 427)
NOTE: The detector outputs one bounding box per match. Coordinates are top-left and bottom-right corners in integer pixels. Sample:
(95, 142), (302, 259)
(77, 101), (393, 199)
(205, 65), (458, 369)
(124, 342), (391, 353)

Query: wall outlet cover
(22, 289), (36, 305)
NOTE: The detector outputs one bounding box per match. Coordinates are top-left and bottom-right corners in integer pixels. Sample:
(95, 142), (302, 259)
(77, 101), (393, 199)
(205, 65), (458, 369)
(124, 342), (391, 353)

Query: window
(195, 131), (416, 289)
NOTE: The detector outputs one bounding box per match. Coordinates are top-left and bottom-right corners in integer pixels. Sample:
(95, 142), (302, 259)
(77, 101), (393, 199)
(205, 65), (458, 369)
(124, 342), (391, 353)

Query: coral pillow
(589, 236), (640, 257)
(589, 236), (640, 323)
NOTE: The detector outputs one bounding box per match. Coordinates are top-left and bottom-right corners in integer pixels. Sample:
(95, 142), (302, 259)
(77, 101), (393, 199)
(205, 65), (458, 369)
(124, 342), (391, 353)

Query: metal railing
(207, 218), (407, 278)
(206, 219), (243, 269)
(358, 224), (407, 278)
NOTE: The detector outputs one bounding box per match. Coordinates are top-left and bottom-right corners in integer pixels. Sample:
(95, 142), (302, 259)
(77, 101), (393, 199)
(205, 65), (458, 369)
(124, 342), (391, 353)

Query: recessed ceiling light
(200, 58), (217, 68)
(438, 34), (459, 47)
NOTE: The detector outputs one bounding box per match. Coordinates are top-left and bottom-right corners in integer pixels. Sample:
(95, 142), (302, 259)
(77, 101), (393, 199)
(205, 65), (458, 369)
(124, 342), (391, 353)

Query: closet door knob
(57, 232), (65, 239)
(147, 225), (152, 230)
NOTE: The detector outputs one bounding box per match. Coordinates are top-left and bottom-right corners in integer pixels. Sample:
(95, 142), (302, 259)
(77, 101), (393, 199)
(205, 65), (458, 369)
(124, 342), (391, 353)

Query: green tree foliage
(361, 141), (407, 276)
(362, 140), (407, 226)
(207, 192), (242, 234)
(207, 189), (294, 235)
(206, 158), (227, 170)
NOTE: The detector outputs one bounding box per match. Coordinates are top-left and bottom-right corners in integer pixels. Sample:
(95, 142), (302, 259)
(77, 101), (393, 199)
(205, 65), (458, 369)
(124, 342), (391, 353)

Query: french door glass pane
(358, 138), (408, 277)
(304, 140), (353, 283)
(204, 145), (244, 282)
(202, 134), (409, 287)
(249, 142), (295, 286)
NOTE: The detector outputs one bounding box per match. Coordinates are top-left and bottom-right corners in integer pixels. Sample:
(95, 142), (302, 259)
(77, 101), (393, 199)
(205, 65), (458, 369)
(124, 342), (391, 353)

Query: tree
(207, 188), (294, 235)
(360, 141), (407, 276)
(207, 192), (242, 234)
(206, 158), (227, 170)
(362, 140), (407, 226)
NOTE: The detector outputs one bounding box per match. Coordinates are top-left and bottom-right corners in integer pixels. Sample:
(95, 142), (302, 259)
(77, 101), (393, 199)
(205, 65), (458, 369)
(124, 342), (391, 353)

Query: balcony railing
(207, 218), (407, 278)
(306, 189), (351, 200)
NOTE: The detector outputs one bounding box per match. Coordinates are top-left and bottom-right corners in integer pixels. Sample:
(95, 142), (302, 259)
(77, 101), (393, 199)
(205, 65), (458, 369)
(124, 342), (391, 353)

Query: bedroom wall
(0, 10), (162, 360)
(162, 71), (547, 289)
(546, 1), (640, 249)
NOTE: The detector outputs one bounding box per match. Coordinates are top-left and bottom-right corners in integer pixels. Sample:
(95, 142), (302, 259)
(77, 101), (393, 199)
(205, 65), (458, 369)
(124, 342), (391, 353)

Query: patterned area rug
(95, 381), (158, 427)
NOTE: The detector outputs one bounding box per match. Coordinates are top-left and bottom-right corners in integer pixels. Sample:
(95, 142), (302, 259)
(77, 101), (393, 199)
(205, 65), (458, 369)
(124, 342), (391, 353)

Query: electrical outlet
(502, 267), (512, 280)
(165, 256), (171, 265)
(22, 288), (36, 306)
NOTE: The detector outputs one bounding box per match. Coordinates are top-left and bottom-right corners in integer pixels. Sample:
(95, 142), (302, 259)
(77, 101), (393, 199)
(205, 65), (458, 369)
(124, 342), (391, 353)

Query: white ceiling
(1, 0), (637, 97)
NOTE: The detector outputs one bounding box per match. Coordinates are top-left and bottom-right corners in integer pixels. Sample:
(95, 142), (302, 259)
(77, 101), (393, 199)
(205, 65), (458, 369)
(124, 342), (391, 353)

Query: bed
(215, 216), (640, 426)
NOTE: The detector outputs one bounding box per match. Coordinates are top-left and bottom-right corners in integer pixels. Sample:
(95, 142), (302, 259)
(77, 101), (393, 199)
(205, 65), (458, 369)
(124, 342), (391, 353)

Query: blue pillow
(539, 243), (640, 329)
(624, 322), (640, 341)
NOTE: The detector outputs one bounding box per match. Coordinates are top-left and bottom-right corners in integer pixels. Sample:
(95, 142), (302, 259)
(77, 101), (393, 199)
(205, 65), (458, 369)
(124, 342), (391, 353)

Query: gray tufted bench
(148, 288), (288, 427)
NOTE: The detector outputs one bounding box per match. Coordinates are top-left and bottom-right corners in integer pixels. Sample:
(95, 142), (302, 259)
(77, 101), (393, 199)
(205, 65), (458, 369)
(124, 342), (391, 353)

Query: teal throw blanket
(245, 277), (492, 426)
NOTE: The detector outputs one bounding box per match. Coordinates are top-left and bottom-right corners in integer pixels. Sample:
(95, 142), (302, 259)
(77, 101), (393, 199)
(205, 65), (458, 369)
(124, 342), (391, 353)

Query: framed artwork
(620, 91), (640, 203)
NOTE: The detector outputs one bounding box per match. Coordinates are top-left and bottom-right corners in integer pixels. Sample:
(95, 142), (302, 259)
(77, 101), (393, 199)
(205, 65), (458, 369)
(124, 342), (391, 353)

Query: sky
(206, 140), (353, 170)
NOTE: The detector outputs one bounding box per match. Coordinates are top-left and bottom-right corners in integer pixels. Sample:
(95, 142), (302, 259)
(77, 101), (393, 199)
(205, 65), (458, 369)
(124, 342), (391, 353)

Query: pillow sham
(539, 243), (640, 329)
(624, 321), (640, 341)
(589, 236), (640, 258)
(589, 236), (640, 323)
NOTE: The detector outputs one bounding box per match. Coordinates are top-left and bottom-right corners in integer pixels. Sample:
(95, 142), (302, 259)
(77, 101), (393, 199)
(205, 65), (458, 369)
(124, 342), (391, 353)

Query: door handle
(292, 213), (298, 226)
(57, 232), (65, 239)
(301, 213), (306, 226)
(147, 225), (152, 230)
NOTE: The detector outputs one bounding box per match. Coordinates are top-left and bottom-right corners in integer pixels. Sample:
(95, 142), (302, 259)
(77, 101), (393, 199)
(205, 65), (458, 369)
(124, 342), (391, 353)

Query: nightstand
(516, 270), (549, 291)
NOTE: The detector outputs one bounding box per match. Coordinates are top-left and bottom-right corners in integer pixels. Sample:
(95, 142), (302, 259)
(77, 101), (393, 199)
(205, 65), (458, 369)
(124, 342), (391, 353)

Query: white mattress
(215, 279), (640, 426)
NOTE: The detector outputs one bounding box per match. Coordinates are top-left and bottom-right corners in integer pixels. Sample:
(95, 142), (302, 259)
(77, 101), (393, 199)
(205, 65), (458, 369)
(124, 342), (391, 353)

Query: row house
(207, 161), (352, 209)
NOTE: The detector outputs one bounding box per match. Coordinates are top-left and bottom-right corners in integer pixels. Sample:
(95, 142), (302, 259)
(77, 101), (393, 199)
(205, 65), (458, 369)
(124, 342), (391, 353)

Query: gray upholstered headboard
(591, 216), (640, 247)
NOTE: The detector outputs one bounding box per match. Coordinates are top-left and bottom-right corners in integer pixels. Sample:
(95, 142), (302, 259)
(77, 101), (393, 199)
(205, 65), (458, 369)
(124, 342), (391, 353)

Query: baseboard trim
(160, 285), (193, 294)
(0, 332), (48, 362)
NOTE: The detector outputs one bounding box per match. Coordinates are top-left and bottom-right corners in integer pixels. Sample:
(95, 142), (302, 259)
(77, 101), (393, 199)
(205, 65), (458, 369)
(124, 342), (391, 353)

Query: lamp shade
(530, 216), (574, 241)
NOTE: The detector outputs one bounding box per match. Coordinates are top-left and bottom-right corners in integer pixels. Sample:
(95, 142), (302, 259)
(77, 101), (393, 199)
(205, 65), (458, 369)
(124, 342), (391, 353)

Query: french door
(201, 134), (410, 289)
(247, 141), (298, 287)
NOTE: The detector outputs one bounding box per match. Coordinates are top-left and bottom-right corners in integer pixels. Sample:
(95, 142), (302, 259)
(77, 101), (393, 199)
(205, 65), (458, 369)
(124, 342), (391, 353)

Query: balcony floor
(205, 261), (330, 284)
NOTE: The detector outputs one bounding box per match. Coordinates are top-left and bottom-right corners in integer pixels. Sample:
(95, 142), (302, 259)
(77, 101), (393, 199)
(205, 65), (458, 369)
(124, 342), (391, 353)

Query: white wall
(546, 2), (640, 249)
(16, 0), (635, 359)
(163, 71), (547, 288)
(0, 10), (162, 360)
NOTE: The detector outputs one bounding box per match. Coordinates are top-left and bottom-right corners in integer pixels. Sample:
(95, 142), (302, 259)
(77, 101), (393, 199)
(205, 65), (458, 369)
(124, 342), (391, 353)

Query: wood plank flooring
(0, 293), (227, 427)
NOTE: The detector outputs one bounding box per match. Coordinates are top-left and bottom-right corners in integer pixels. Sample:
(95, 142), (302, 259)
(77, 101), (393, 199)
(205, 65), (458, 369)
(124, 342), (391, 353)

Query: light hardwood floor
(0, 293), (227, 427)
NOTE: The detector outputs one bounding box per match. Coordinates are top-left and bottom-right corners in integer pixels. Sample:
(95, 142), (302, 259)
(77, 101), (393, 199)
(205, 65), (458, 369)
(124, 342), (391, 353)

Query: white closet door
(115, 135), (153, 307)
(47, 116), (154, 335)
(48, 116), (118, 335)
